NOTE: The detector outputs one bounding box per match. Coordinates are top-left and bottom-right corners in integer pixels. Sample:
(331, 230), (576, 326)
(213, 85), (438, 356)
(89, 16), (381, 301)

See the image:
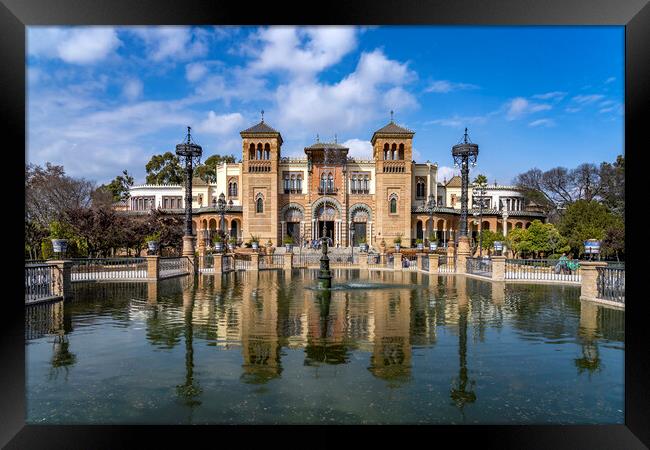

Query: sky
(26, 26), (624, 186)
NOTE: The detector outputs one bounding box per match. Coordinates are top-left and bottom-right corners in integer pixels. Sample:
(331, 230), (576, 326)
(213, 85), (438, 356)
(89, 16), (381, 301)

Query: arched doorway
(416, 220), (424, 240)
(281, 204), (304, 242)
(312, 197), (342, 245)
(350, 205), (370, 246)
(230, 219), (240, 240)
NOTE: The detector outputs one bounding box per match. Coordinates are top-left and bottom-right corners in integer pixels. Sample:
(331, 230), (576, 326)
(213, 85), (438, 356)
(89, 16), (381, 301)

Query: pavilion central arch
(349, 203), (372, 246)
(311, 196), (343, 245)
(280, 203), (305, 243)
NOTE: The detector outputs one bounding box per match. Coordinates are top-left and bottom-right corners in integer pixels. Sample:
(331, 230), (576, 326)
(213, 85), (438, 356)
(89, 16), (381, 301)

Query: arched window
(296, 175), (302, 191)
(232, 182), (237, 197)
(256, 143), (263, 160)
(383, 143), (389, 160)
(391, 143), (397, 160)
(390, 197), (397, 214)
(284, 174), (290, 192)
(256, 196), (264, 213)
(327, 173), (333, 192)
(363, 175), (369, 191)
(264, 143), (270, 160)
(398, 143), (405, 160)
(249, 143), (255, 160)
(291, 174), (296, 190)
(320, 173), (326, 191)
(351, 175), (357, 192)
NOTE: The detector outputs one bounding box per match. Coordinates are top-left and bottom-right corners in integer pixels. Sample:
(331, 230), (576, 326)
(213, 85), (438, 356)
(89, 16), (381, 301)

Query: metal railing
(466, 257), (492, 278)
(25, 264), (59, 303)
(368, 254), (381, 267)
(385, 253), (394, 269)
(235, 253), (251, 270)
(505, 259), (581, 282)
(438, 255), (455, 273)
(159, 257), (191, 276)
(294, 254), (321, 268)
(222, 255), (234, 272)
(327, 254), (357, 267)
(70, 258), (147, 281)
(401, 254), (418, 271)
(597, 267), (625, 303)
(259, 254), (284, 269)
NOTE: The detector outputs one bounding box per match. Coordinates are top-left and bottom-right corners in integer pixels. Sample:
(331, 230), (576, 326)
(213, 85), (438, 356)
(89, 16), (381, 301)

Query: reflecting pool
(26, 270), (624, 424)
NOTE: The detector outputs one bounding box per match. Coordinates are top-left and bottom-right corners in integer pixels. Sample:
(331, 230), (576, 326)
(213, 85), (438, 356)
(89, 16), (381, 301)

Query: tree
(148, 209), (185, 254)
(26, 163), (95, 227)
(145, 152), (184, 185)
(194, 154), (237, 183)
(478, 230), (504, 254)
(599, 155), (624, 218)
(506, 227), (531, 259)
(570, 163), (602, 202)
(90, 185), (114, 209)
(601, 218), (625, 261)
(473, 174), (488, 186)
(101, 170), (134, 202)
(557, 200), (619, 258)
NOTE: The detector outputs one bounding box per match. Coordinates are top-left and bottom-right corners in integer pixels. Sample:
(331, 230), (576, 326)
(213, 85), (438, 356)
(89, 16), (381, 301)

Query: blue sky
(26, 26), (624, 185)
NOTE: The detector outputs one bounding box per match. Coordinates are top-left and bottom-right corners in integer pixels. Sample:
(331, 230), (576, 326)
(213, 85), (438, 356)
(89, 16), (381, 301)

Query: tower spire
(316, 133), (320, 143)
(390, 110), (394, 123)
(261, 109), (264, 123)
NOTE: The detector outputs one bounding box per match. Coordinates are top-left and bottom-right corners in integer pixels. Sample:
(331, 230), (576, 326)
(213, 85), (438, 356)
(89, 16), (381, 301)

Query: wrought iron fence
(159, 257), (191, 276)
(505, 259), (581, 282)
(259, 254), (284, 269)
(597, 267), (625, 303)
(402, 254), (418, 271)
(385, 253), (394, 269)
(294, 254), (321, 268)
(328, 254), (357, 267)
(368, 254), (381, 267)
(235, 253), (252, 270)
(222, 255), (234, 272)
(438, 255), (455, 273)
(466, 257), (492, 278)
(70, 258), (147, 281)
(25, 300), (64, 340)
(25, 264), (59, 303)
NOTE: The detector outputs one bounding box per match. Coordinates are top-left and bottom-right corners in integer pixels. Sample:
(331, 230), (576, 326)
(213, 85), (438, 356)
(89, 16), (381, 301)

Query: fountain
(318, 236), (333, 289)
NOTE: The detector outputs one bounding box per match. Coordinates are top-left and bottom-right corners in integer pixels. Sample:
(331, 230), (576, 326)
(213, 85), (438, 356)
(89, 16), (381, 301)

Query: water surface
(26, 270), (624, 424)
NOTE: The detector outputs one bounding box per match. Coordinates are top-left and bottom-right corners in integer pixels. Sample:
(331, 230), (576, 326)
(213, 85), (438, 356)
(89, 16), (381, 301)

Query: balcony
(351, 189), (370, 195)
(318, 187), (338, 195)
(382, 160), (405, 173)
(283, 188), (303, 194)
(248, 161), (271, 173)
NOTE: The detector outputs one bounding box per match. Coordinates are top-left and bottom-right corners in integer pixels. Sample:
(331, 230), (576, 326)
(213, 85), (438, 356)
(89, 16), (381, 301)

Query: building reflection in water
(176, 278), (202, 418)
(575, 301), (601, 376)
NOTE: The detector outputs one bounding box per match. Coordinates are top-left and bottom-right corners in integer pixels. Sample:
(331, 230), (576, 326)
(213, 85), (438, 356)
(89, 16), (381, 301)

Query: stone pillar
(428, 253), (439, 274)
(198, 246), (206, 272)
(182, 235), (197, 274)
(491, 281), (506, 305)
(393, 253), (403, 271)
(50, 260), (73, 300)
(283, 252), (293, 270)
(214, 254), (223, 274)
(580, 261), (607, 300)
(359, 253), (368, 269)
(380, 253), (386, 266)
(147, 280), (158, 305)
(250, 252), (260, 271)
(456, 236), (471, 275)
(145, 255), (160, 280)
(491, 255), (506, 281)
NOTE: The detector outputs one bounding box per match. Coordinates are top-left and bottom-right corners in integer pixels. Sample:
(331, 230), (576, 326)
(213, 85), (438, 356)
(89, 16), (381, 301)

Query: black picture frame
(3, 0), (648, 447)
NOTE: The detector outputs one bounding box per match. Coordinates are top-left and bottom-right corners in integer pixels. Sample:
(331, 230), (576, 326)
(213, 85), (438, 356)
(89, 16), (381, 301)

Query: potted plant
(416, 238), (424, 250)
(144, 231), (161, 254)
(49, 220), (70, 256)
(266, 239), (275, 255)
(283, 235), (294, 252)
(358, 235), (368, 252)
(228, 237), (237, 252)
(250, 235), (260, 250)
(393, 234), (402, 252)
(212, 234), (224, 253)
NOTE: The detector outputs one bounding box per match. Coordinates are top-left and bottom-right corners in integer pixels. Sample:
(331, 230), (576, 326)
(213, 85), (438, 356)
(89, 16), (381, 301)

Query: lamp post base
(182, 235), (195, 257)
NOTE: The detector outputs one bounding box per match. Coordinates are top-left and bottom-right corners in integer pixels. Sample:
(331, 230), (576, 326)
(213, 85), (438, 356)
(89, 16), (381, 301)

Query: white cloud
(185, 62), (208, 81)
(195, 111), (245, 135)
(571, 94), (605, 104)
(426, 115), (489, 128)
(424, 80), (479, 93)
(505, 97), (552, 120)
(247, 26), (357, 79)
(565, 107), (581, 113)
(343, 139), (373, 159)
(437, 166), (457, 183)
(605, 77), (616, 84)
(131, 26), (208, 62)
(122, 78), (143, 101)
(532, 91), (566, 101)
(28, 27), (121, 64)
(528, 118), (555, 127)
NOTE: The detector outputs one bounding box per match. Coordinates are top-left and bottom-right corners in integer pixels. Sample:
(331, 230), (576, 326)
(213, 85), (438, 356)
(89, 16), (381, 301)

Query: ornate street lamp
(451, 128), (479, 240)
(176, 126), (202, 257)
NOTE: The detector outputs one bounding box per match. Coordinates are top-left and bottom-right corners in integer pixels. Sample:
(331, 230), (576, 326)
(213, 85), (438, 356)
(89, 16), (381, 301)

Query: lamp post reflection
(304, 289), (350, 366)
(450, 278), (476, 419)
(176, 287), (202, 416)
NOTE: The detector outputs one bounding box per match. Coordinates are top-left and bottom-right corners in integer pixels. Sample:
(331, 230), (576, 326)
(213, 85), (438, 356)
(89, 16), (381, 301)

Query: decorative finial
(316, 133), (319, 143)
(260, 109), (265, 123)
(187, 126), (191, 144)
(464, 127), (469, 144)
(334, 133), (337, 144)
(390, 110), (394, 123)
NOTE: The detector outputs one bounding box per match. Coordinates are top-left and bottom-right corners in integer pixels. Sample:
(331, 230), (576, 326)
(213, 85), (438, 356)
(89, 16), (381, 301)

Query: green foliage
(102, 170), (134, 202)
(249, 234), (260, 243)
(601, 217), (625, 260)
(228, 237), (237, 244)
(213, 234), (223, 243)
(144, 231), (161, 243)
(599, 155), (624, 218)
(48, 220), (75, 240)
(479, 230), (505, 253)
(194, 154), (238, 183)
(145, 152), (184, 185)
(415, 238), (423, 244)
(283, 236), (294, 244)
(557, 200), (620, 257)
(473, 174), (488, 186)
(393, 233), (403, 244)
